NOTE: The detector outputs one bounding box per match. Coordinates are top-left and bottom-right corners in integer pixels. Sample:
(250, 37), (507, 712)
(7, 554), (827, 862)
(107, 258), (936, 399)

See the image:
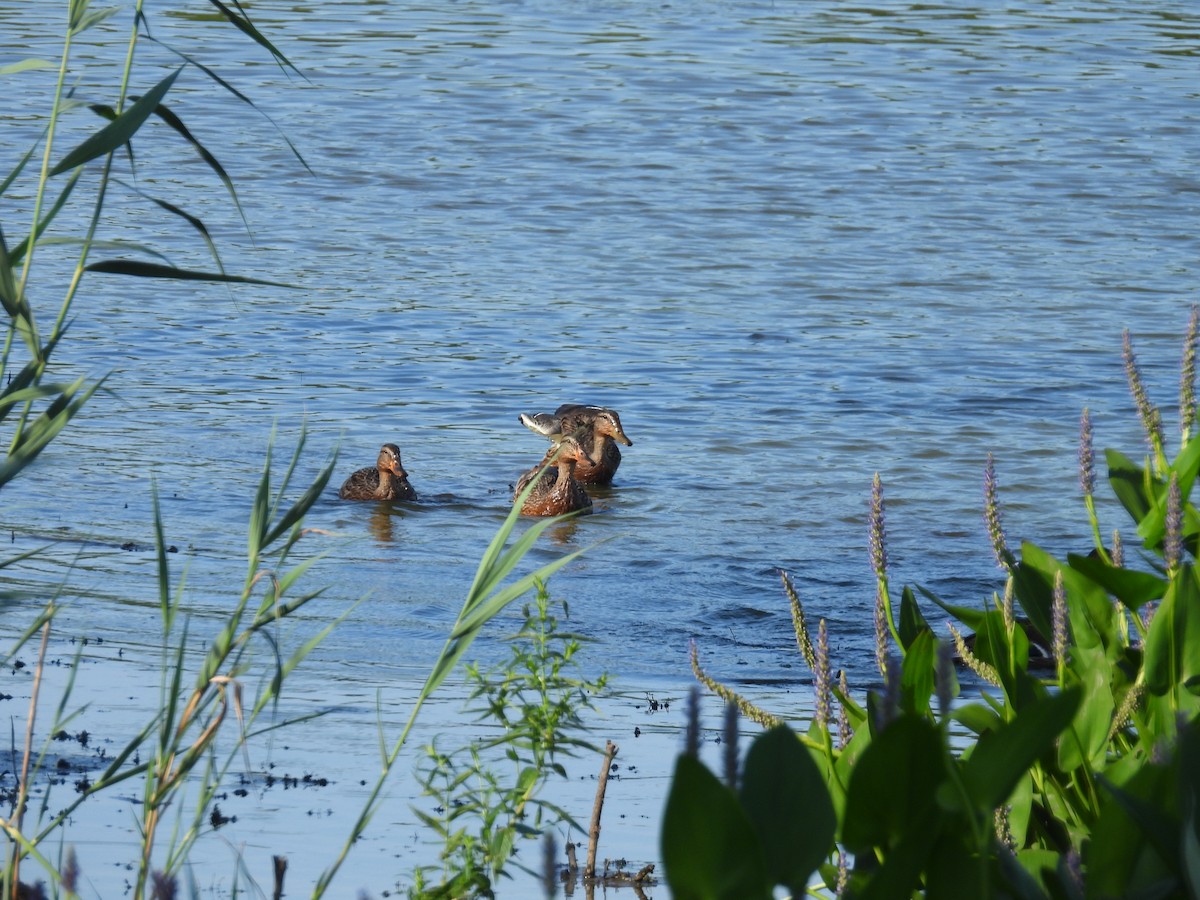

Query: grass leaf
(85, 259), (296, 288)
(50, 67), (182, 175)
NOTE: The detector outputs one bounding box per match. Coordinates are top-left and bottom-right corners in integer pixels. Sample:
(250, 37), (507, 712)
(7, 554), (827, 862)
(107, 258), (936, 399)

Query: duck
(514, 433), (595, 517)
(517, 403), (632, 484)
(338, 443), (417, 501)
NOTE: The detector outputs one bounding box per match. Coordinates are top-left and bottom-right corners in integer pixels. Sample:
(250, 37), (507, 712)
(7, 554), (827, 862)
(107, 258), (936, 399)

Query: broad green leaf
(1107, 448), (1155, 528)
(951, 702), (1002, 737)
(917, 584), (990, 631)
(843, 715), (946, 850)
(1067, 552), (1165, 611)
(857, 803), (944, 900)
(1020, 541), (1115, 655)
(898, 585), (932, 650)
(1056, 659), (1113, 772)
(1143, 564), (1200, 696)
(1138, 437), (1200, 550)
(962, 687), (1080, 811)
(900, 628), (935, 718)
(662, 754), (769, 900)
(969, 611), (1038, 710)
(50, 67), (182, 175)
(1090, 766), (1181, 896)
(739, 726), (835, 896)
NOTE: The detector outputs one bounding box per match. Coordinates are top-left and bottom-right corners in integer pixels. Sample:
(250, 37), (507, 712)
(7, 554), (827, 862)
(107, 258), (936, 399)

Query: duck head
(594, 410), (632, 446)
(377, 443), (409, 479)
(556, 433), (596, 468)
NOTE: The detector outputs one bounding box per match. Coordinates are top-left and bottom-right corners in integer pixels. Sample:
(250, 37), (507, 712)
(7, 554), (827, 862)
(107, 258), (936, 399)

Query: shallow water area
(0, 0), (1197, 893)
(1, 635), (760, 897)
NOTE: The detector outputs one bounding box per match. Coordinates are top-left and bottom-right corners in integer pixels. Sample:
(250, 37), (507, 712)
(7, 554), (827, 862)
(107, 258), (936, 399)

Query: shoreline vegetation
(673, 312), (1200, 898)
(2, 5), (609, 897)
(4, 5), (1198, 899)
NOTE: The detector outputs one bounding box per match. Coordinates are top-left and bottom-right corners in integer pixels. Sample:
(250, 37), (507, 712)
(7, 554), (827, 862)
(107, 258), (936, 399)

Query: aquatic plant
(669, 312), (1200, 898)
(407, 582), (607, 897)
(2, 5), (589, 898)
(2, 2), (318, 895)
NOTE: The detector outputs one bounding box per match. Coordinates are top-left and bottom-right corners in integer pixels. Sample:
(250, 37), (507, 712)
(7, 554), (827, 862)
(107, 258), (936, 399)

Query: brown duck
(338, 443), (417, 501)
(514, 433), (595, 517)
(518, 404), (632, 484)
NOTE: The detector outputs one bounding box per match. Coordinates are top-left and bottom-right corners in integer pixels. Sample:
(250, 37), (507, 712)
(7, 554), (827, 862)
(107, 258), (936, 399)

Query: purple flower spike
(1052, 570), (1068, 666)
(1079, 408), (1095, 498)
(1165, 473), (1183, 571)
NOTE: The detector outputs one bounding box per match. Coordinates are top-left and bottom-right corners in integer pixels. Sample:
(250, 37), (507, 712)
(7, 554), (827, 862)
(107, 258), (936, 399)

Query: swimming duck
(514, 434), (595, 517)
(338, 443), (417, 501)
(518, 403), (632, 484)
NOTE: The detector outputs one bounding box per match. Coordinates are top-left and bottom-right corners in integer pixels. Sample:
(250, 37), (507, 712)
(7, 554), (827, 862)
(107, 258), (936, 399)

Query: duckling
(518, 403), (632, 484)
(339, 443), (417, 501)
(514, 433), (595, 517)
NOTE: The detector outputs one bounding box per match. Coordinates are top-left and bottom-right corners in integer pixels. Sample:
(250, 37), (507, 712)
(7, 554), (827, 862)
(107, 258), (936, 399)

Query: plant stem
(9, 612), (53, 899)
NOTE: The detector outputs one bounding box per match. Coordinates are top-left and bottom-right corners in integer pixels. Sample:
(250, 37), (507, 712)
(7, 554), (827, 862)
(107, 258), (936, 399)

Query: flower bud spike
(1052, 570), (1069, 678)
(985, 454), (1015, 574)
(1079, 407), (1095, 499)
(815, 619), (832, 734)
(780, 569), (816, 671)
(1165, 472), (1183, 573)
(1182, 304), (1199, 445)
(1124, 329), (1167, 474)
(837, 670), (852, 750)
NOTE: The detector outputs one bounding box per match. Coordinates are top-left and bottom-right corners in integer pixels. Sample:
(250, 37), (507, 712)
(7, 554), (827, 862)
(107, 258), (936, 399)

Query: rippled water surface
(1, 0), (1197, 894)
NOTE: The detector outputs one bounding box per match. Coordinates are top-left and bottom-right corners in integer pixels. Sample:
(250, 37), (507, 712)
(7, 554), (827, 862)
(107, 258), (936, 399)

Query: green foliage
(3, 6), (590, 898)
(409, 584), (607, 898)
(670, 313), (1200, 898)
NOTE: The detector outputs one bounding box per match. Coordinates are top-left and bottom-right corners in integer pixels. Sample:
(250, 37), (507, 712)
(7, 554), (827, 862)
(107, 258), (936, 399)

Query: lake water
(1, 0), (1197, 895)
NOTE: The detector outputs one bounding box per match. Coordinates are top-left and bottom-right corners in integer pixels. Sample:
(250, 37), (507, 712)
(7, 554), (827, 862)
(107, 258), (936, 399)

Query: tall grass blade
(149, 103), (249, 232)
(0, 137), (44, 196)
(6, 169), (84, 265)
(112, 182), (225, 275)
(0, 59), (54, 76)
(143, 36), (314, 175)
(85, 259), (296, 288)
(50, 67), (182, 175)
(70, 4), (119, 35)
(203, 0), (307, 81)
(0, 375), (103, 489)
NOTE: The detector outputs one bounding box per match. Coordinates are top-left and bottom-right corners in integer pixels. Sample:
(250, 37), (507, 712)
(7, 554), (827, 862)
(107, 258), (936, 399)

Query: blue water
(0, 0), (1197, 893)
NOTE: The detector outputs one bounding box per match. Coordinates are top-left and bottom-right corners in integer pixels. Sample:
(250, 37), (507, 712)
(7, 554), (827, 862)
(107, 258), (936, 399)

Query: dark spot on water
(210, 805), (233, 829)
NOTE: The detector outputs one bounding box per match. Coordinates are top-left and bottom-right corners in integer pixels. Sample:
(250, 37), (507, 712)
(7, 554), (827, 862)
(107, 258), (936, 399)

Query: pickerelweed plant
(408, 582), (608, 899)
(668, 310), (1200, 899)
